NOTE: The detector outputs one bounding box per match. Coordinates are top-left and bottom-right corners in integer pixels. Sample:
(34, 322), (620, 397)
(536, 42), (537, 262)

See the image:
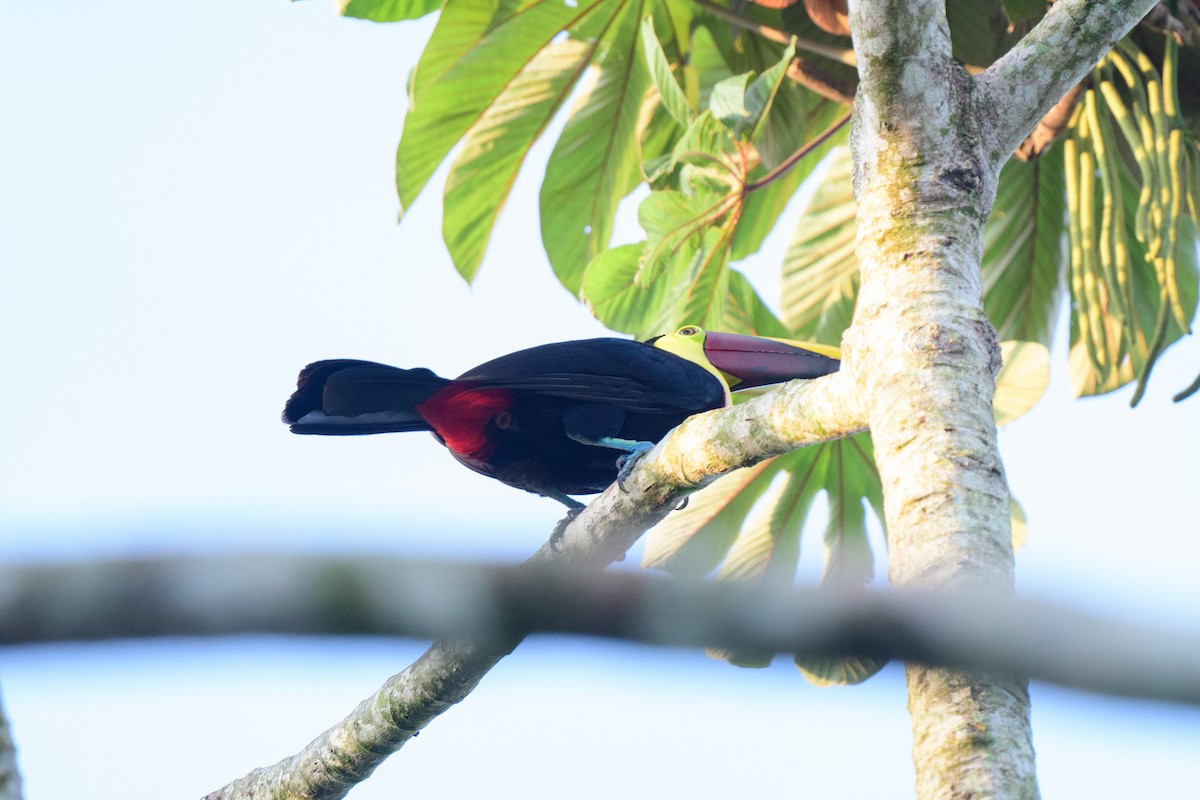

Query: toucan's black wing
(455, 338), (724, 414)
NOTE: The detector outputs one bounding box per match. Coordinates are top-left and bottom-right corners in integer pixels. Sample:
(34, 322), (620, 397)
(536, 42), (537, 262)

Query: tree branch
(0, 687), (21, 800)
(194, 376), (864, 800)
(978, 0), (1159, 160)
(691, 0), (858, 105)
(5, 557), (1200, 706)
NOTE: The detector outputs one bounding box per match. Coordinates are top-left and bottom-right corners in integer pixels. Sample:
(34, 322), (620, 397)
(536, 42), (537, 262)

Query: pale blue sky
(1, 2), (1198, 798)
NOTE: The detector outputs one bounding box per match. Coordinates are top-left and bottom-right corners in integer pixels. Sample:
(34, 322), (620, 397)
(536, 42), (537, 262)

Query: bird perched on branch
(283, 326), (839, 525)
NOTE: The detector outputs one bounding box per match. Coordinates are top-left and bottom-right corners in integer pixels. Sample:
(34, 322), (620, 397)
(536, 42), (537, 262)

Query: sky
(1, 2), (1198, 799)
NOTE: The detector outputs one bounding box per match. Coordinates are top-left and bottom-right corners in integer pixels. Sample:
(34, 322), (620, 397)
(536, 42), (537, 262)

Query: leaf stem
(743, 110), (851, 193)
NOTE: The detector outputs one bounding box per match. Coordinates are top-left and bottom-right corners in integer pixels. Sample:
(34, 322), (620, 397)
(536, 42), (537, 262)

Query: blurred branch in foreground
(3, 555), (1198, 707)
(0, 686), (20, 800)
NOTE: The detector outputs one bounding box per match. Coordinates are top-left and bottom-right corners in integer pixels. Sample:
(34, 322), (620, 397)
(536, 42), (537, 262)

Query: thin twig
(744, 110), (851, 192)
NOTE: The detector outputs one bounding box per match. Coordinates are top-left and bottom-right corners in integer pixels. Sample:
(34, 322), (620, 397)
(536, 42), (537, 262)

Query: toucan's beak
(702, 331), (840, 390)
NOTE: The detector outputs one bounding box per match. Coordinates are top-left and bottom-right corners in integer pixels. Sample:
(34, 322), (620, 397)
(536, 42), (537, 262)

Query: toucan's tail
(283, 359), (450, 435)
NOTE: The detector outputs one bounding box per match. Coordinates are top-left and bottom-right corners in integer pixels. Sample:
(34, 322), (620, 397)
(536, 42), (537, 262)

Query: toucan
(283, 326), (839, 516)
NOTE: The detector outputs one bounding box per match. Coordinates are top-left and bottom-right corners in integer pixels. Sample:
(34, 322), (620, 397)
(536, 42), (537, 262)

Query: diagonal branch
(978, 0), (1159, 160)
(202, 373), (865, 800)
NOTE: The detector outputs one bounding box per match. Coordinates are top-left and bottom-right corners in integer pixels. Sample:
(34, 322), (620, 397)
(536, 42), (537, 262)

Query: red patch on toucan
(416, 384), (513, 460)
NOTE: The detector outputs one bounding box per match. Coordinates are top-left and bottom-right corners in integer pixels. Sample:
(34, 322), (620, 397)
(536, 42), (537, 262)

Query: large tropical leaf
(654, 432), (887, 684)
(722, 270), (793, 338)
(582, 243), (681, 338)
(396, 0), (603, 217)
(993, 341), (1050, 426)
(981, 146), (1069, 347)
(780, 145), (858, 342)
(793, 434), (886, 685)
(731, 85), (848, 261)
(443, 39), (593, 281)
(642, 459), (784, 578)
(539, 0), (653, 294)
(339, 0), (440, 22)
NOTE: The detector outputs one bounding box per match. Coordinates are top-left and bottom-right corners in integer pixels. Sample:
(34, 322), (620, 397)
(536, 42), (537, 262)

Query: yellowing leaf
(993, 341), (1050, 426)
(642, 460), (782, 578)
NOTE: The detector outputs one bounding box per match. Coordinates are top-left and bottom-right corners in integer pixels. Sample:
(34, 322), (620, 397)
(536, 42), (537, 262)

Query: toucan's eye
(677, 326), (701, 336)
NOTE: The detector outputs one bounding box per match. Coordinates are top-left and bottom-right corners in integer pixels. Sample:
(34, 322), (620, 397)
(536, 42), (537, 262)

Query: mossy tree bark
(843, 0), (1157, 796)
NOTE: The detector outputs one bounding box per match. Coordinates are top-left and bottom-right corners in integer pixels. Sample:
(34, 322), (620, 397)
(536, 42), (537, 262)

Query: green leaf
(982, 146), (1068, 347)
(705, 462), (815, 670)
(689, 21), (732, 111)
(638, 188), (729, 285)
(722, 270), (793, 338)
(731, 96), (848, 260)
(795, 434), (887, 686)
(795, 654), (888, 686)
(339, 0), (440, 22)
(640, 17), (692, 126)
(581, 243), (678, 338)
(443, 39), (592, 282)
(743, 37), (795, 143)
(818, 435), (880, 590)
(779, 145), (858, 342)
(669, 110), (741, 196)
(709, 72), (752, 130)
(677, 223), (734, 328)
(540, 0), (653, 295)
(993, 341), (1050, 426)
(397, 0), (596, 216)
(945, 0), (1007, 68)
(642, 460), (783, 578)
(1000, 0), (1045, 23)
(716, 461), (818, 584)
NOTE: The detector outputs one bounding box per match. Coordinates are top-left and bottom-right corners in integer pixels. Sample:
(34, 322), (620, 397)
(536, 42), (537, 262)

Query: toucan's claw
(550, 505), (585, 549)
(615, 441), (655, 493)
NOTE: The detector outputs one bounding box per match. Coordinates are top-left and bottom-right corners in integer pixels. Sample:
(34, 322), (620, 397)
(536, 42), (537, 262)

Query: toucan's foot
(550, 504), (585, 550)
(675, 496), (689, 511)
(615, 441), (655, 493)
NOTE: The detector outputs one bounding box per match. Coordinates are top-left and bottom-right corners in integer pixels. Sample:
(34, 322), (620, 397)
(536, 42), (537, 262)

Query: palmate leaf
(982, 145), (1069, 347)
(638, 185), (732, 285)
(784, 435), (886, 685)
(994, 341), (1050, 426)
(584, 39), (825, 333)
(443, 39), (593, 281)
(339, 0), (440, 22)
(780, 145), (858, 342)
(647, 430), (888, 683)
(581, 243), (680, 338)
(677, 224), (736, 329)
(706, 454), (825, 669)
(539, 0), (653, 294)
(642, 459), (784, 578)
(396, 0), (602, 217)
(785, 143), (1076, 359)
(722, 270), (793, 338)
(732, 88), (848, 261)
(640, 16), (693, 127)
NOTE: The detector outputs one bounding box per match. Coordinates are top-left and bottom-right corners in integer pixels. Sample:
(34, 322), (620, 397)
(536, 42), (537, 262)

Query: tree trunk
(845, 0), (1160, 795)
